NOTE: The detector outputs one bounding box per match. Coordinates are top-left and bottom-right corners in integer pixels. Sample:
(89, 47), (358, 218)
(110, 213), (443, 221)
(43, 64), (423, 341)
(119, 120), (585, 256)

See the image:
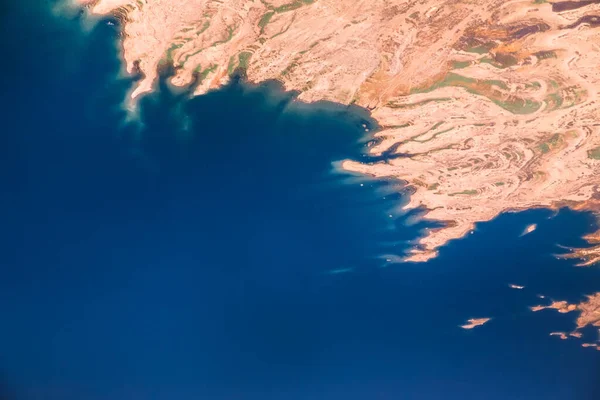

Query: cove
(1, 2), (600, 400)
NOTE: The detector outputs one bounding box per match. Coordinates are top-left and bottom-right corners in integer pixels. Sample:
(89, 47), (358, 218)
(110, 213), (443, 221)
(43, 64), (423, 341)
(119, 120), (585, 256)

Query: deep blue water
(1, 2), (600, 400)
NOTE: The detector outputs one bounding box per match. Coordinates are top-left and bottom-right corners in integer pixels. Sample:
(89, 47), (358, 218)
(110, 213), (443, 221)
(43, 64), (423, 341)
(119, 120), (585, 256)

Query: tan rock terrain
(76, 0), (600, 262)
(531, 293), (600, 349)
(460, 317), (491, 329)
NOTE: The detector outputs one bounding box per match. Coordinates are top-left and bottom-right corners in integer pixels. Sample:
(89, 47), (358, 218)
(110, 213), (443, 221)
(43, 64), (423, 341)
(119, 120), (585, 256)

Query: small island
(530, 293), (600, 349)
(581, 343), (600, 350)
(549, 331), (582, 340)
(460, 318), (491, 330)
(530, 300), (577, 313)
(550, 332), (568, 340)
(521, 224), (537, 236)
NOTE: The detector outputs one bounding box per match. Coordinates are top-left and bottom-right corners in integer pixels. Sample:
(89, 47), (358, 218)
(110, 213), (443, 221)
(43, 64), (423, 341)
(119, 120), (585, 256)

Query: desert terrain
(74, 0), (600, 265)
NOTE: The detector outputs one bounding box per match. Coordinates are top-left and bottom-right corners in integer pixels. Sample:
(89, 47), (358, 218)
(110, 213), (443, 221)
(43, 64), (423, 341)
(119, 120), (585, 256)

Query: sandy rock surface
(77, 0), (600, 262)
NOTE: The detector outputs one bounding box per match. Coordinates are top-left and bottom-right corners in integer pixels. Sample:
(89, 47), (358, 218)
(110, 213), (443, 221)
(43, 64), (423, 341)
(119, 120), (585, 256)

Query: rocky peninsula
(531, 293), (600, 350)
(76, 0), (600, 263)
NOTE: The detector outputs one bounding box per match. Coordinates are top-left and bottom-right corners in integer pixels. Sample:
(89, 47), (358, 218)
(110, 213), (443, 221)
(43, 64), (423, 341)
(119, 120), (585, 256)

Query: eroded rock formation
(531, 293), (600, 349)
(76, 0), (600, 262)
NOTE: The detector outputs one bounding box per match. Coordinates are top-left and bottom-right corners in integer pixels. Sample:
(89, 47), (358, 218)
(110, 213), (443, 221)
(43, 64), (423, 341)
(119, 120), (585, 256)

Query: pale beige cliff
(76, 0), (600, 262)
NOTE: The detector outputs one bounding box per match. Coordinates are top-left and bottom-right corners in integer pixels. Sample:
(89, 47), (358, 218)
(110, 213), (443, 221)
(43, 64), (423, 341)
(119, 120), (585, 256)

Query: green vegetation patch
(485, 79), (509, 90)
(493, 53), (518, 68)
(197, 20), (211, 35)
(549, 133), (563, 146)
(492, 98), (541, 115)
(274, 0), (315, 13)
(451, 61), (471, 69)
(410, 73), (473, 94)
(227, 51), (253, 75)
(258, 11), (275, 32)
(448, 189), (478, 196)
(411, 72), (540, 115)
(411, 73), (508, 94)
(429, 121), (444, 131)
(165, 43), (184, 62)
(386, 97), (452, 109)
(259, 0), (315, 34)
(537, 133), (561, 154)
(212, 25), (236, 47)
(525, 81), (542, 89)
(538, 143), (550, 154)
(535, 50), (557, 60)
(227, 55), (237, 75)
(412, 127), (455, 143)
(196, 64), (218, 82)
(281, 60), (300, 77)
(388, 123), (412, 129)
(545, 92), (563, 109)
(588, 146), (600, 160)
(479, 54), (517, 69)
(465, 44), (492, 55)
(238, 52), (253, 70)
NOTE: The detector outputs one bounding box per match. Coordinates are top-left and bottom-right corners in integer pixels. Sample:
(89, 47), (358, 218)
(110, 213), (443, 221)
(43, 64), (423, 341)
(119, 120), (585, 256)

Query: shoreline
(6, 3), (600, 400)
(69, 0), (600, 266)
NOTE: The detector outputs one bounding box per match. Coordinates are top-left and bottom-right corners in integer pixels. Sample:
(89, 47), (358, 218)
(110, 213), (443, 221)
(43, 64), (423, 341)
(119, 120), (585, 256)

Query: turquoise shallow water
(1, 2), (600, 399)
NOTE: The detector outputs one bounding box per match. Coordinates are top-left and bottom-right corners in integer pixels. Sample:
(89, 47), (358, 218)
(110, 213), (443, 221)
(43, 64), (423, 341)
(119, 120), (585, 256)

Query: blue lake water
(1, 2), (600, 399)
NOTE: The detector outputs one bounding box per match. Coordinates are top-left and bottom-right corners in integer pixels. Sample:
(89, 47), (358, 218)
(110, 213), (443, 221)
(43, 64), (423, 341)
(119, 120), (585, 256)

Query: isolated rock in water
(460, 318), (491, 330)
(521, 224), (537, 236)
